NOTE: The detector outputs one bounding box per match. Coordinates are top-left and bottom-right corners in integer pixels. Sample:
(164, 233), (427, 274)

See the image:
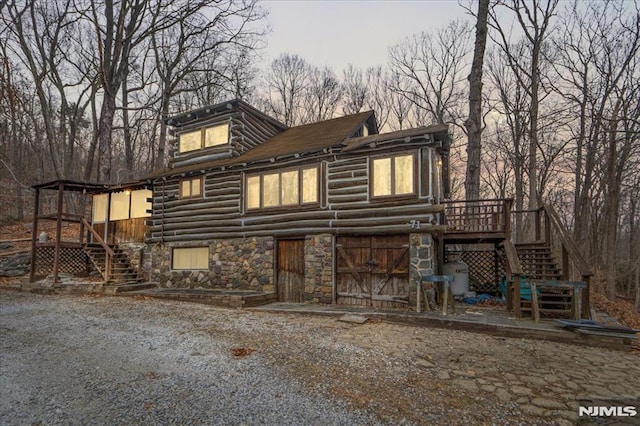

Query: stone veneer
(117, 243), (148, 281)
(303, 234), (333, 303)
(409, 233), (434, 307)
(147, 237), (274, 290)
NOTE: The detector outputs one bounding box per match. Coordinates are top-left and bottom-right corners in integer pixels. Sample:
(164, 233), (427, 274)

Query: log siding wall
(149, 143), (445, 243)
(170, 108), (284, 169)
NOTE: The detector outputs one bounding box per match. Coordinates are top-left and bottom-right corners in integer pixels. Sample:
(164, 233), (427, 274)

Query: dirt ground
(1, 290), (638, 425)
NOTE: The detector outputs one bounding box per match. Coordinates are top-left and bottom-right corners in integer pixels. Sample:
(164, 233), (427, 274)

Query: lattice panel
(445, 250), (505, 294)
(34, 247), (88, 277)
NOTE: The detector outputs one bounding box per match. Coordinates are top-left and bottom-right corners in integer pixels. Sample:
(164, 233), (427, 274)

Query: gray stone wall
(117, 243), (147, 281)
(409, 233), (434, 307)
(147, 237), (274, 290)
(304, 234), (333, 303)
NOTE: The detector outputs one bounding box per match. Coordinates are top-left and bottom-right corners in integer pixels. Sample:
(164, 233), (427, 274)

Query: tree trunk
(604, 96), (623, 300)
(464, 0), (489, 201)
(122, 68), (134, 174)
(97, 95), (117, 183)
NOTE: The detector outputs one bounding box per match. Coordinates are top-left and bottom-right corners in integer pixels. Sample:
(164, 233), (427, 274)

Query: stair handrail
(80, 218), (114, 282)
(503, 239), (524, 317)
(539, 200), (592, 278)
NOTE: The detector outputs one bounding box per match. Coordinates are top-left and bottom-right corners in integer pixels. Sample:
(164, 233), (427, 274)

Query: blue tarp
(499, 277), (539, 301)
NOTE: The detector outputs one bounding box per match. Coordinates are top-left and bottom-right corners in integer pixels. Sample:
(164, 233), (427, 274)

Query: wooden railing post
(544, 209), (551, 246)
(535, 208), (542, 242)
(504, 199), (512, 241)
(562, 245), (569, 280)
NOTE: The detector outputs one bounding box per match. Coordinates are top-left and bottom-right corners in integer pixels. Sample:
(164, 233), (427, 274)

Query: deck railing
(442, 198), (513, 236)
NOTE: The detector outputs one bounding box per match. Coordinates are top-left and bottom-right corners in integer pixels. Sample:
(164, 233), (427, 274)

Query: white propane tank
(443, 259), (469, 296)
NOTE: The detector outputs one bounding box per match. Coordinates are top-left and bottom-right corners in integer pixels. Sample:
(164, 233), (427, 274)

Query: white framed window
(172, 247), (209, 270)
(180, 177), (203, 199)
(178, 123), (229, 153)
(371, 153), (415, 198)
(245, 166), (319, 210)
(92, 193), (109, 223)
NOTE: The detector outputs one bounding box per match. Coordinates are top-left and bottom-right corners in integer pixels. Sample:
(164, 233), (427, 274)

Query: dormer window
(362, 124), (369, 137)
(178, 123), (229, 153)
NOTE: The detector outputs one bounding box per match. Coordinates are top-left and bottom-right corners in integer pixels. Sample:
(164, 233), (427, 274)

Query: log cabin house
(144, 99), (451, 308)
(30, 99), (592, 319)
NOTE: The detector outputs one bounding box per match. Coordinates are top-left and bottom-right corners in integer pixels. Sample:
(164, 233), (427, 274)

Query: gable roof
(147, 110), (374, 179)
(342, 124), (449, 152)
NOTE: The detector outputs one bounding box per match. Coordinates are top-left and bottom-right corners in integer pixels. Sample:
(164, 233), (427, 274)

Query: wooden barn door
(277, 239), (305, 303)
(336, 235), (410, 308)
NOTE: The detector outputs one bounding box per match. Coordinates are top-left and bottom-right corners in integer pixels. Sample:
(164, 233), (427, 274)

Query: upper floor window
(371, 153), (415, 198)
(180, 176), (203, 199)
(178, 123), (229, 153)
(246, 166), (319, 210)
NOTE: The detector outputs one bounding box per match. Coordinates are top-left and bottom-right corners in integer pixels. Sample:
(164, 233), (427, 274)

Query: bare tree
(301, 65), (342, 123)
(489, 0), (559, 210)
(464, 0), (489, 201)
(263, 53), (310, 126)
(149, 0), (267, 169)
(342, 64), (368, 115)
(2, 0), (95, 180)
(389, 19), (471, 127)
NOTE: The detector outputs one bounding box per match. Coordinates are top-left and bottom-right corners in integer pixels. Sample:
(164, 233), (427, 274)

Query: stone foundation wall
(147, 237), (274, 290)
(409, 233), (434, 307)
(304, 234), (333, 303)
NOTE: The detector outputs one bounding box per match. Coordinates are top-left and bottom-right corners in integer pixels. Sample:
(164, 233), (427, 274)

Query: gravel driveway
(1, 291), (639, 425)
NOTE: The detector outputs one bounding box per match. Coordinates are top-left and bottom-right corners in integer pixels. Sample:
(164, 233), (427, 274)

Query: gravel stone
(1, 290), (639, 426)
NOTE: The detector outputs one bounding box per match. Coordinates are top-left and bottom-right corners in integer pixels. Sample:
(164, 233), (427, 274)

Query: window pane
(173, 247), (208, 270)
(247, 176), (260, 209)
(281, 170), (299, 205)
(395, 155), (414, 194)
(193, 247), (209, 269)
(179, 130), (201, 153)
(181, 180), (191, 198)
(302, 168), (318, 203)
(263, 173), (280, 207)
(373, 158), (391, 196)
(110, 191), (130, 221)
(204, 123), (229, 147)
(130, 189), (151, 218)
(92, 194), (108, 223)
(191, 178), (201, 197)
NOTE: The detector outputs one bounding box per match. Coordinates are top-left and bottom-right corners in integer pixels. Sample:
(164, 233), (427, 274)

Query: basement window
(178, 123), (229, 153)
(371, 153), (415, 198)
(172, 247), (209, 270)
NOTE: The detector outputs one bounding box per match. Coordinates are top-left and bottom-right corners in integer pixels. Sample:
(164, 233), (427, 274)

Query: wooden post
(544, 209), (551, 246)
(582, 275), (591, 319)
(573, 287), (582, 320)
(535, 208), (541, 242)
(29, 188), (40, 282)
(530, 282), (540, 322)
(504, 199), (512, 240)
(79, 219), (85, 245)
(104, 193), (111, 244)
(52, 182), (64, 284)
(514, 275), (521, 317)
(562, 245), (569, 280)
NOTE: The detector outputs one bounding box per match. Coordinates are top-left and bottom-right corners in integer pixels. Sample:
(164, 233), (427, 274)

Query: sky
(261, 0), (467, 71)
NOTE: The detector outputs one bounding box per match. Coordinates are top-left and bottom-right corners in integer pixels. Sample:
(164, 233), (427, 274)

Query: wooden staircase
(514, 242), (581, 319)
(84, 244), (139, 284)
